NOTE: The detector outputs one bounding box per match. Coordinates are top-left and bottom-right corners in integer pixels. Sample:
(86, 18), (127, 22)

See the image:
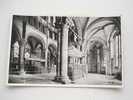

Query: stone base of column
(19, 64), (26, 75)
(20, 70), (26, 76)
(54, 76), (61, 82)
(106, 64), (112, 76)
(61, 75), (71, 84)
(54, 75), (71, 84)
(106, 70), (112, 76)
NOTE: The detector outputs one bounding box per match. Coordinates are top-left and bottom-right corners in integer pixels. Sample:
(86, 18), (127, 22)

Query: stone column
(103, 48), (110, 75)
(108, 41), (112, 75)
(19, 19), (27, 75)
(97, 48), (101, 73)
(87, 53), (90, 73)
(55, 29), (62, 81)
(113, 36), (116, 73)
(19, 39), (26, 75)
(115, 36), (119, 69)
(85, 55), (89, 74)
(119, 34), (122, 73)
(118, 34), (122, 72)
(110, 39), (113, 74)
(117, 35), (120, 70)
(60, 23), (70, 83)
(45, 28), (49, 73)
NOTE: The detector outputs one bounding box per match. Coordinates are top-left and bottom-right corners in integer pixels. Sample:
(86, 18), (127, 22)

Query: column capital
(19, 39), (26, 46)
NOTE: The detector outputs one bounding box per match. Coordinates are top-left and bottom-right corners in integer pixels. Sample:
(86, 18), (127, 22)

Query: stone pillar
(85, 55), (89, 74)
(87, 53), (91, 73)
(119, 34), (122, 73)
(97, 48), (101, 73)
(108, 41), (112, 75)
(54, 17), (71, 83)
(115, 36), (119, 69)
(45, 28), (49, 73)
(19, 39), (26, 75)
(103, 48), (110, 75)
(55, 29), (62, 81)
(110, 39), (113, 74)
(113, 36), (116, 73)
(118, 35), (120, 72)
(19, 19), (27, 75)
(118, 34), (122, 72)
(60, 23), (70, 83)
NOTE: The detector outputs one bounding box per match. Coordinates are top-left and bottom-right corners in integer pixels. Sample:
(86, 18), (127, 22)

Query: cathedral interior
(8, 15), (122, 85)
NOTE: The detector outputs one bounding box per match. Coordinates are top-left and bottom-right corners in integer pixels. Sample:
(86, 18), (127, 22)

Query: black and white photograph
(7, 15), (122, 87)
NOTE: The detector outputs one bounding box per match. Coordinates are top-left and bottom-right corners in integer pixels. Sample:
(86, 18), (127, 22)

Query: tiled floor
(8, 73), (122, 85)
(74, 73), (122, 85)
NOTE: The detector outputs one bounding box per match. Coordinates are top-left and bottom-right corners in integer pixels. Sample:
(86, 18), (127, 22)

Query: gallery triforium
(8, 15), (122, 86)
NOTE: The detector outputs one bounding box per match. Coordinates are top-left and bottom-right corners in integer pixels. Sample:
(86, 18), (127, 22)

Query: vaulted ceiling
(71, 17), (120, 40)
(71, 17), (89, 38)
(71, 16), (120, 53)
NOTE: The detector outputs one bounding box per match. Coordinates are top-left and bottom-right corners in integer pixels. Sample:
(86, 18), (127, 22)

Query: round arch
(26, 32), (46, 49)
(86, 39), (106, 74)
(27, 36), (44, 50)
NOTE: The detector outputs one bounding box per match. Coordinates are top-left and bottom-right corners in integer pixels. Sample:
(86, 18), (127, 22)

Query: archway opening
(24, 36), (44, 74)
(87, 41), (105, 74)
(47, 44), (57, 73)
